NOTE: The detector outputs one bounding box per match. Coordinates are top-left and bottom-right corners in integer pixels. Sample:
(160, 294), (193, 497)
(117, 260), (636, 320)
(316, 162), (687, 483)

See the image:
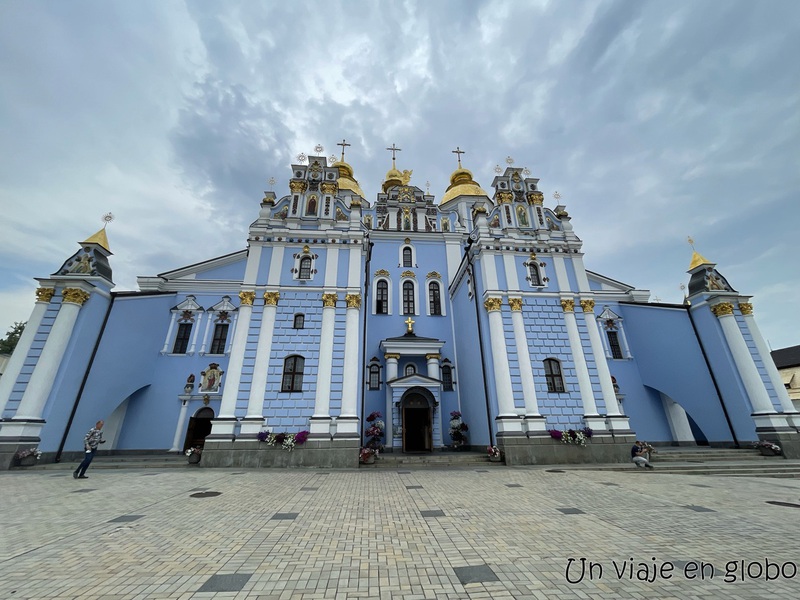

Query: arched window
(209, 323), (229, 354)
(402, 281), (415, 315)
(299, 257), (312, 280)
(405, 364), (416, 376)
(402, 247), (413, 267)
(543, 358), (565, 393)
(429, 281), (442, 315)
(368, 364), (381, 390)
(281, 355), (305, 392)
(529, 263), (541, 286)
(441, 365), (453, 391)
(376, 280), (389, 314)
(293, 314), (305, 329)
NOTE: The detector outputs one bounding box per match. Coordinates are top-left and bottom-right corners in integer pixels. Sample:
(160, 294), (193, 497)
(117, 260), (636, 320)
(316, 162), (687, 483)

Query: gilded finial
(505, 156), (515, 165)
(386, 143), (401, 168)
(268, 177), (276, 191)
(553, 191), (561, 201)
(314, 144), (324, 154)
(296, 153), (307, 163)
(404, 316), (415, 334)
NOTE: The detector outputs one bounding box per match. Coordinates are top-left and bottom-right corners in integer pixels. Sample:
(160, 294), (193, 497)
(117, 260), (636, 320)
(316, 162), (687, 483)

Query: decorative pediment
(173, 295), (203, 312)
(209, 296), (237, 313)
(388, 373), (441, 387)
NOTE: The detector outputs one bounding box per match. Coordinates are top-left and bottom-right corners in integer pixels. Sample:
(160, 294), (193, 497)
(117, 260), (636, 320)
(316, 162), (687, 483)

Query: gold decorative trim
(527, 192), (544, 205)
(322, 293), (338, 308)
(508, 298), (523, 311)
(374, 269), (390, 277)
(710, 302), (734, 317)
(36, 288), (55, 303)
(580, 299), (595, 313)
(384, 353), (400, 360)
(239, 291), (256, 306)
(345, 294), (362, 309)
(561, 299), (575, 313)
(401, 270), (416, 278)
(261, 193), (275, 205)
(484, 297), (502, 312)
(425, 353), (441, 361)
(472, 206), (488, 215)
(320, 182), (338, 195)
(738, 302), (753, 315)
(529, 252), (537, 261)
(302, 244), (310, 254)
(289, 180), (308, 194)
(426, 271), (441, 279)
(496, 191), (513, 204)
(404, 238), (411, 244)
(349, 197), (362, 207)
(62, 288), (90, 306)
(263, 292), (280, 306)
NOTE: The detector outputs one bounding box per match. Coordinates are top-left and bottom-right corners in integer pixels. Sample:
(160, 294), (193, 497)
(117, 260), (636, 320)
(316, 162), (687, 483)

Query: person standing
(73, 420), (105, 479)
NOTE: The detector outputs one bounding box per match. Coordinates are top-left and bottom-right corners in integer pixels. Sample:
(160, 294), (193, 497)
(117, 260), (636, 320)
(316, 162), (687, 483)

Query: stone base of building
(758, 431), (800, 459)
(201, 438), (359, 468)
(498, 434), (636, 466)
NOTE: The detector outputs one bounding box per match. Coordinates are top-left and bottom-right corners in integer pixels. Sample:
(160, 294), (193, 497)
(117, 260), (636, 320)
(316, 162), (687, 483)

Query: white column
(1, 287), (91, 440)
(161, 312), (177, 354)
(310, 293), (337, 438)
(199, 313), (213, 355)
(739, 303), (800, 427)
(336, 293), (361, 437)
(384, 354), (399, 444)
(508, 298), (547, 434)
(170, 398), (191, 452)
(485, 297), (523, 434)
(712, 302), (790, 430)
(239, 292), (279, 437)
(580, 299), (630, 431)
(0, 288), (53, 416)
(561, 298), (607, 432)
(188, 312), (203, 354)
(208, 291), (254, 438)
(426, 353), (440, 379)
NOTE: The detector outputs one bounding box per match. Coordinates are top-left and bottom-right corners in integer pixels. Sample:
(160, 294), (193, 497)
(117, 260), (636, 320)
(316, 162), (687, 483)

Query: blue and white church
(1, 144), (798, 468)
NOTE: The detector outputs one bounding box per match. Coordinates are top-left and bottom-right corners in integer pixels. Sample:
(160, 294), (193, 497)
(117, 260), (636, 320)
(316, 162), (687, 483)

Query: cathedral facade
(1, 148), (798, 468)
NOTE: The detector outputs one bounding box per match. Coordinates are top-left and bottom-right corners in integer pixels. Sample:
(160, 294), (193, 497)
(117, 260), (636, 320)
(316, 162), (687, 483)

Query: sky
(1, 0), (798, 350)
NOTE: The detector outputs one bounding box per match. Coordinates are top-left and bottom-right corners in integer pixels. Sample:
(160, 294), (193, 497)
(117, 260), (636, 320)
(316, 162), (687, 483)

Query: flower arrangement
(487, 445), (502, 459)
(449, 411), (469, 447)
(256, 430), (310, 452)
(185, 447), (202, 456)
(364, 411), (384, 452)
(15, 447), (42, 460)
(360, 447), (378, 463)
(548, 427), (594, 446)
(755, 440), (782, 454)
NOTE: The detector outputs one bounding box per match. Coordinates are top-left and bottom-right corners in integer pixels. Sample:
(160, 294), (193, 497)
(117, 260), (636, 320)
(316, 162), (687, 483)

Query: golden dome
(440, 167), (487, 206)
(332, 160), (365, 198)
(382, 167), (404, 193)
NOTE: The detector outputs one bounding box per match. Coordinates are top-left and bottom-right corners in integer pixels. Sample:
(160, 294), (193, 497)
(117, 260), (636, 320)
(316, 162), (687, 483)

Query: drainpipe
(55, 293), (115, 462)
(360, 239), (373, 449)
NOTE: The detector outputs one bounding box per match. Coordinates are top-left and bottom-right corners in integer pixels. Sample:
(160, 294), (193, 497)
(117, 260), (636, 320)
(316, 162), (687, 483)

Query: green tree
(0, 322), (26, 354)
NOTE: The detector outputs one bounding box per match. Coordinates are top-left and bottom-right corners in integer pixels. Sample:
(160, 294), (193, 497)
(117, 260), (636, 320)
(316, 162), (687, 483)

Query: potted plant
(15, 447), (42, 467)
(755, 440), (782, 456)
(548, 427), (594, 446)
(449, 411), (469, 449)
(256, 430), (311, 451)
(487, 445), (503, 462)
(185, 446), (202, 464)
(364, 411), (385, 456)
(360, 447), (378, 464)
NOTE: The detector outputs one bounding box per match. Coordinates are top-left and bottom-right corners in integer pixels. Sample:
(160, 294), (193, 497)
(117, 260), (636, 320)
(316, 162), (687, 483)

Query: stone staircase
(596, 447), (800, 479)
(362, 450), (503, 469)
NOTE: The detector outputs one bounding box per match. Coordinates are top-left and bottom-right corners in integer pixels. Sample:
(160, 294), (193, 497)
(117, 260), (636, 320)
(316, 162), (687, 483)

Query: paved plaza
(2, 464), (799, 599)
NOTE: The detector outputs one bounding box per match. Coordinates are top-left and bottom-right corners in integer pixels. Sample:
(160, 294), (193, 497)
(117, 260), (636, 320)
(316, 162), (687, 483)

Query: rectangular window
(442, 366), (453, 391)
(209, 323), (229, 354)
(403, 282), (415, 315)
(172, 323), (192, 354)
(368, 366), (380, 390)
(607, 331), (623, 359)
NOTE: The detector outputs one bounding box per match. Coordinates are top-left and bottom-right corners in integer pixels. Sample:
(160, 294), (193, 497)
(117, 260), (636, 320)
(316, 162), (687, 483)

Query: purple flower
(295, 430), (310, 445)
(450, 411), (462, 419)
(581, 427), (593, 438)
(257, 430), (270, 443)
(274, 433), (287, 445)
(548, 429), (563, 440)
(366, 411), (382, 422)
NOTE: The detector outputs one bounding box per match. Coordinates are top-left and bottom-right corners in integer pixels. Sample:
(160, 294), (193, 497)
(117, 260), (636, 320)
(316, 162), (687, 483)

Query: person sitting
(631, 440), (654, 469)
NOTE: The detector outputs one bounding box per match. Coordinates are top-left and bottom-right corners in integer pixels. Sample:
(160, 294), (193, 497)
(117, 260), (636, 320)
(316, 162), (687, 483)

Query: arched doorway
(184, 407), (214, 452)
(401, 389), (434, 452)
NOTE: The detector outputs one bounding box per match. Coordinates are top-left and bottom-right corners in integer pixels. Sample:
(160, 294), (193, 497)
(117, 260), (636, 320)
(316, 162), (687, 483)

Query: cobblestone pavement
(2, 465), (799, 599)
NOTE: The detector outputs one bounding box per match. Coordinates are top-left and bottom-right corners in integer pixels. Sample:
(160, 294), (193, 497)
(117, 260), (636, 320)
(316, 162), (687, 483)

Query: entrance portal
(402, 394), (432, 452)
(184, 407), (214, 452)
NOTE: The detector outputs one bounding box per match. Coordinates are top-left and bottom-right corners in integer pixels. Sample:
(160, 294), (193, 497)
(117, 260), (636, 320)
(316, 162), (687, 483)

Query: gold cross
(452, 146), (465, 167)
(386, 143), (402, 166)
(337, 138), (351, 161)
(404, 316), (415, 333)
